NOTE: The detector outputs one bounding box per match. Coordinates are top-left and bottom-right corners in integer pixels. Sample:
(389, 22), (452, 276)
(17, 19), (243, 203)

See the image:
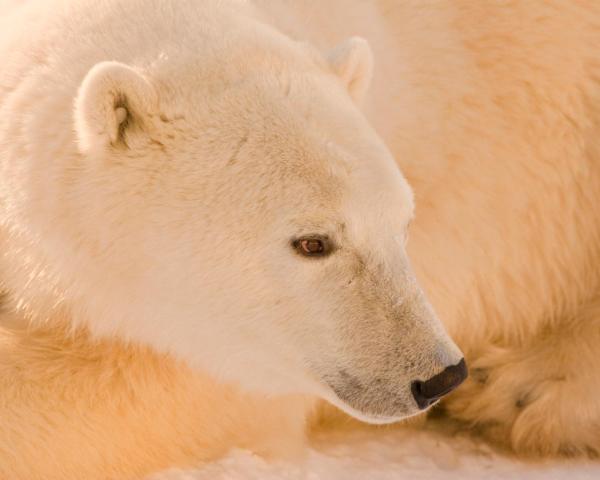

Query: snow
(149, 422), (600, 480)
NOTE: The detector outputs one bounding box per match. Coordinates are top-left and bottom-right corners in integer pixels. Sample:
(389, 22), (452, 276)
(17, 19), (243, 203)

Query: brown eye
(300, 239), (324, 254)
(292, 236), (332, 257)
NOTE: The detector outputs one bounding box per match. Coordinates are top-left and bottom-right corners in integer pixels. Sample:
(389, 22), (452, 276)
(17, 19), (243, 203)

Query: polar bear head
(28, 28), (464, 422)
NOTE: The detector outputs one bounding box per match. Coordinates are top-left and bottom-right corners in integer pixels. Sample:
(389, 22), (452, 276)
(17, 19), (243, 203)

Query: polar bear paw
(442, 341), (600, 458)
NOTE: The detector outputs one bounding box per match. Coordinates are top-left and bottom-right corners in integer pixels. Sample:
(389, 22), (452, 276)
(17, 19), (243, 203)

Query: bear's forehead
(165, 81), (351, 183)
(154, 67), (410, 217)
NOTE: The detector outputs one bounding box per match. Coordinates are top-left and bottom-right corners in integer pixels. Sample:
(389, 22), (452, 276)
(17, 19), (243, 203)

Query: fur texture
(263, 0), (600, 457)
(0, 0), (599, 479)
(0, 0), (463, 478)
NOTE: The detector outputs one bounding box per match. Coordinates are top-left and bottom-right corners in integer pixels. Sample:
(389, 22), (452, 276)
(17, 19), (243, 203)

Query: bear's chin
(319, 387), (425, 425)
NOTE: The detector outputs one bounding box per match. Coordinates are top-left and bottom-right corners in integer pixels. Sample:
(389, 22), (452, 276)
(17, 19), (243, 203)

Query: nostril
(411, 358), (468, 410)
(411, 379), (437, 409)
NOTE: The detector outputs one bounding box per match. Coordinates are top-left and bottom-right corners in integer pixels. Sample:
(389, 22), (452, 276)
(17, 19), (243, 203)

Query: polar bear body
(1, 0), (600, 478)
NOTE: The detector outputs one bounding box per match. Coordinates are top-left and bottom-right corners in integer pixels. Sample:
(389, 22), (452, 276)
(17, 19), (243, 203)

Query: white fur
(327, 36), (373, 103)
(75, 61), (158, 150)
(0, 1), (466, 477)
(1, 0), (599, 478)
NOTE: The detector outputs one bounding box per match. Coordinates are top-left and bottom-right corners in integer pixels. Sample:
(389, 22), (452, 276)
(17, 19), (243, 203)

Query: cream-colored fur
(263, 0), (600, 457)
(1, 0), (599, 478)
(0, 0), (464, 477)
(0, 320), (313, 479)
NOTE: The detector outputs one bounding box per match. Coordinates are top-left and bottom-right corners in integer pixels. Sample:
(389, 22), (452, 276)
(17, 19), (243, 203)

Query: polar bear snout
(411, 358), (468, 409)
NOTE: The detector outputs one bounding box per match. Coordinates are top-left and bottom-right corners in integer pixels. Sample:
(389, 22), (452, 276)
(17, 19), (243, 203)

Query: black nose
(411, 358), (468, 409)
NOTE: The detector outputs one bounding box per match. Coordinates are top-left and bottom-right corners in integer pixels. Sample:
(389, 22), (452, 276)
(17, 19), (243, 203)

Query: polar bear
(1, 0), (599, 479)
(0, 0), (467, 478)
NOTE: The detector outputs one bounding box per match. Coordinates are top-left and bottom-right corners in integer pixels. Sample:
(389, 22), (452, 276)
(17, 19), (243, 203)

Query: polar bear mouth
(321, 383), (421, 425)
(320, 371), (418, 424)
(320, 359), (467, 424)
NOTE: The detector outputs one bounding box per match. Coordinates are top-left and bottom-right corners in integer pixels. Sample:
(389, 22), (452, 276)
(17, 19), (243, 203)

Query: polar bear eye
(292, 236), (332, 257)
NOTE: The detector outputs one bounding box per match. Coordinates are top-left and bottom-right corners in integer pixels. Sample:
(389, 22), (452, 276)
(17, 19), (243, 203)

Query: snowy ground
(150, 423), (600, 480)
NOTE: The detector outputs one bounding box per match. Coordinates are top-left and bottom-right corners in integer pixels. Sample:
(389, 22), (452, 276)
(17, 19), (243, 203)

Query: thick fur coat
(0, 1), (599, 478)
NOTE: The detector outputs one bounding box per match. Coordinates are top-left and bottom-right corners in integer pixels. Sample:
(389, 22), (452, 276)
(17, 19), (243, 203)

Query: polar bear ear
(74, 61), (157, 152)
(327, 37), (374, 104)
